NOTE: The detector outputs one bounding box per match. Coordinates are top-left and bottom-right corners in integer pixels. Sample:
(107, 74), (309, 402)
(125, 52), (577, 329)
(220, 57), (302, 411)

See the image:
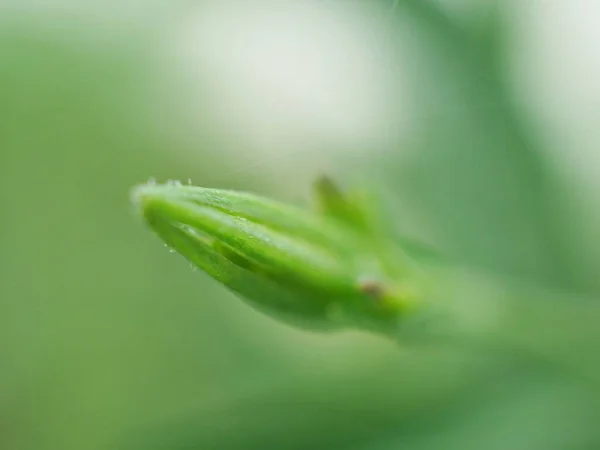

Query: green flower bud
(131, 180), (422, 334)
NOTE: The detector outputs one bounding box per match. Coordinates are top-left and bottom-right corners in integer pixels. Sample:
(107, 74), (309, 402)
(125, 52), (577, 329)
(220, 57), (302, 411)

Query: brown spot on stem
(359, 280), (386, 299)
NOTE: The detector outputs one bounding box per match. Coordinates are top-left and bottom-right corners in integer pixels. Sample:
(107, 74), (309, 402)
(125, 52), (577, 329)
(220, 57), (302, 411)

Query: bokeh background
(3, 1), (600, 449)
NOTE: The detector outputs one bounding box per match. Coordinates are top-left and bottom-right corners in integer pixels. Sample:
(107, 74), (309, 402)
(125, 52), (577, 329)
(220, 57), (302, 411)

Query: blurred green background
(3, 1), (600, 449)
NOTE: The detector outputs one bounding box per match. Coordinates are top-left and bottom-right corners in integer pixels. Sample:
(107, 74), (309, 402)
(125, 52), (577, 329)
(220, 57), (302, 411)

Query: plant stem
(395, 266), (600, 384)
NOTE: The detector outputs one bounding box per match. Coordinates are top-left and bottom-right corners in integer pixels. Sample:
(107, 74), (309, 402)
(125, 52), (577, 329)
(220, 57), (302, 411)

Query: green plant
(132, 178), (420, 334)
(131, 177), (600, 380)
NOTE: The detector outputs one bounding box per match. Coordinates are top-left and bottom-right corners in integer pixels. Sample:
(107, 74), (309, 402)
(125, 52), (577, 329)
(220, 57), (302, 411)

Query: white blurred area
(2, 0), (600, 190)
(159, 0), (600, 191)
(163, 1), (410, 189)
(506, 0), (600, 274)
(508, 0), (600, 190)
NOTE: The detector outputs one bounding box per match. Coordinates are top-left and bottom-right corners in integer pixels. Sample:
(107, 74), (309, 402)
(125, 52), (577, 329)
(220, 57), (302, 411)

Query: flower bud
(132, 181), (421, 333)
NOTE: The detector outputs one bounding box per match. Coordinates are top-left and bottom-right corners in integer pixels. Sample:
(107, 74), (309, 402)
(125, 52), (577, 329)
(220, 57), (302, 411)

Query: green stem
(395, 266), (600, 383)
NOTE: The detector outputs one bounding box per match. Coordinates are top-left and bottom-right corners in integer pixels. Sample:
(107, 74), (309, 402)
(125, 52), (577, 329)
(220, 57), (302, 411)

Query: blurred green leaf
(377, 0), (582, 293)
